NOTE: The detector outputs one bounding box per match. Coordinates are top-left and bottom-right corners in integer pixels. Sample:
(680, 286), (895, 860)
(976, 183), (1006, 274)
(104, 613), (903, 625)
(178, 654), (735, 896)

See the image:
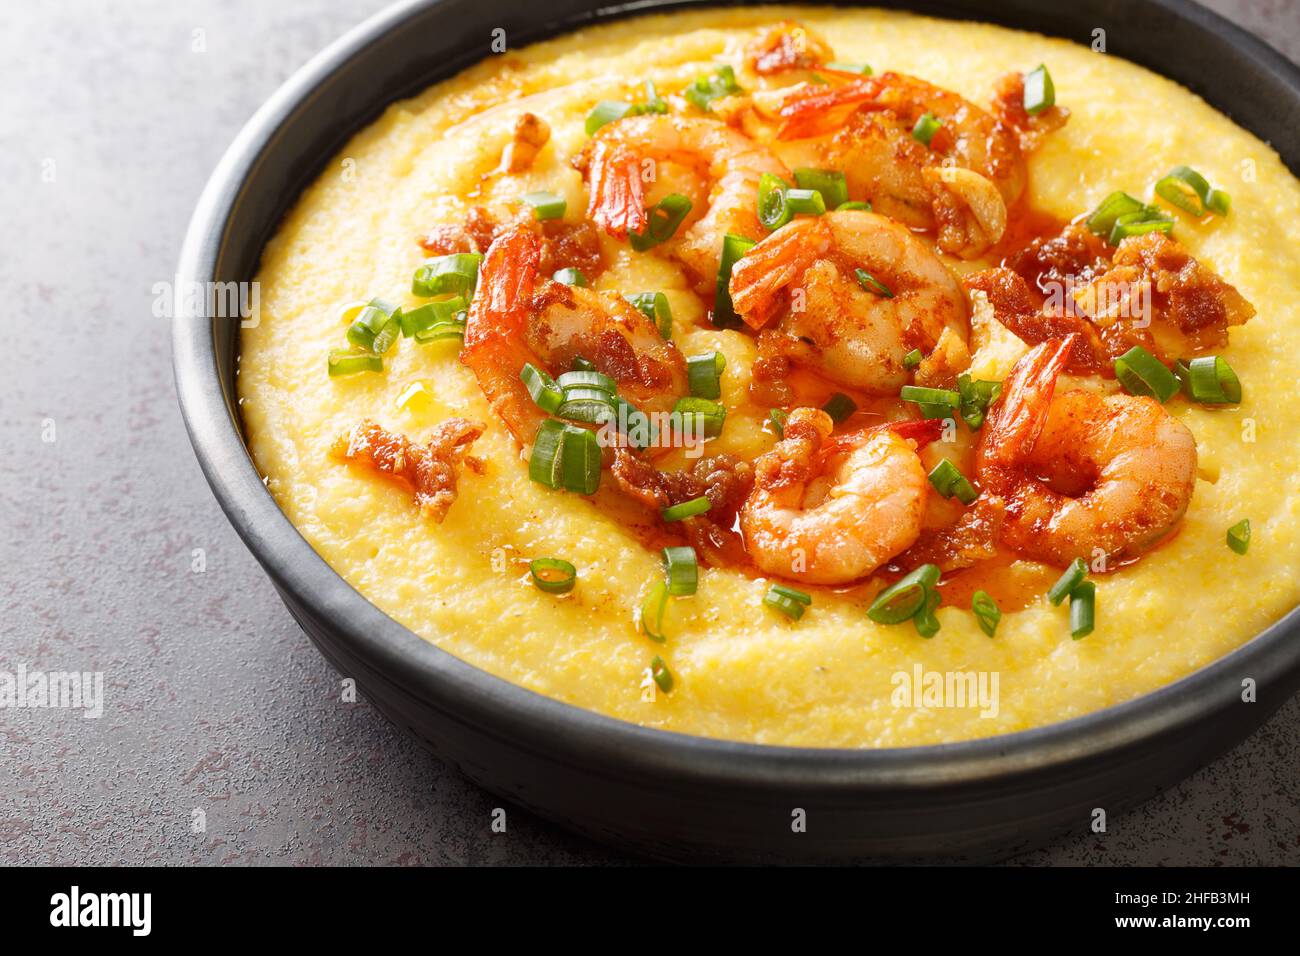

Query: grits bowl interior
(173, 0), (1300, 863)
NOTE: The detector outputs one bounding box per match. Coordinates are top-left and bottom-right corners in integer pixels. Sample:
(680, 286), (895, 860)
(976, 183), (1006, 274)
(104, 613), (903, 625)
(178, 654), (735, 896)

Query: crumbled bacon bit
(1005, 223), (1112, 293)
(331, 418), (485, 523)
(611, 450), (754, 519)
(746, 20), (833, 75)
(419, 206), (602, 278)
(963, 266), (1107, 373)
(894, 495), (1006, 573)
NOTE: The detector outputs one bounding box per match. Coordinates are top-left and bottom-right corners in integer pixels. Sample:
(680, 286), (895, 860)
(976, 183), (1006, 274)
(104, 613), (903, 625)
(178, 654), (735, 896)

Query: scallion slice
(649, 654), (673, 691)
(913, 588), (942, 638)
(900, 385), (960, 407)
(867, 564), (941, 625)
(1115, 346), (1179, 402)
(672, 397), (726, 438)
(822, 392), (857, 424)
(957, 373), (1002, 430)
(1085, 191), (1147, 237)
(630, 193), (693, 252)
(912, 112), (942, 147)
(903, 348), (924, 369)
(663, 546), (698, 596)
(662, 495), (710, 523)
(927, 459), (978, 505)
(826, 61), (872, 75)
(412, 253), (482, 298)
(687, 351), (726, 400)
(1022, 64), (1055, 115)
(528, 419), (568, 489)
(794, 168), (850, 209)
(837, 200), (872, 211)
(557, 369), (617, 394)
(1154, 165), (1230, 218)
(1047, 557), (1087, 606)
(586, 100), (633, 135)
(412, 320), (465, 344)
(783, 187), (826, 218)
(1069, 580), (1095, 639)
(640, 580), (669, 642)
(714, 233), (756, 328)
(346, 297), (399, 353)
(757, 172), (793, 230)
(327, 348), (383, 377)
(764, 583), (812, 621)
(522, 191), (566, 221)
(561, 424), (601, 495)
(769, 408), (787, 438)
(625, 291), (673, 338)
(521, 363), (564, 414)
(1227, 519), (1251, 555)
(683, 64), (741, 112)
(1109, 211), (1175, 244)
(553, 267), (587, 286)
(855, 268), (894, 298)
(556, 389), (617, 424)
(399, 296), (468, 338)
(972, 590), (1000, 637)
(1181, 355), (1242, 404)
(530, 558), (576, 594)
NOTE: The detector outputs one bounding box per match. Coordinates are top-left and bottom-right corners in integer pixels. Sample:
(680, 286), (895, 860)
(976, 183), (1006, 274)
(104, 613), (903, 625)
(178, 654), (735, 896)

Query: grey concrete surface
(1, 0), (1297, 866)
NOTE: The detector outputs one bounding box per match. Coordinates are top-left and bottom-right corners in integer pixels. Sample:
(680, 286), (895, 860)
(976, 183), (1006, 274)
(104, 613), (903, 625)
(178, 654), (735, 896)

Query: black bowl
(173, 0), (1300, 863)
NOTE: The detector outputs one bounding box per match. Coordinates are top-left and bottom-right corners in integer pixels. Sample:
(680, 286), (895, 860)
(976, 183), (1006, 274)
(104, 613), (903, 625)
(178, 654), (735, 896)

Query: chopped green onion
(1227, 519), (1251, 555)
(826, 62), (872, 75)
(641, 580), (669, 642)
(556, 389), (617, 424)
(1180, 355), (1242, 404)
(821, 392), (857, 424)
(1109, 210), (1175, 244)
(649, 654), (673, 691)
(867, 564), (940, 625)
(900, 385), (960, 407)
(560, 424), (601, 494)
(571, 356), (595, 372)
(836, 200), (872, 211)
(683, 64), (741, 112)
(530, 558), (576, 594)
(764, 583), (812, 621)
(1022, 64), (1055, 115)
(553, 267), (587, 286)
(663, 546), (698, 596)
(783, 187), (826, 217)
(972, 590), (1000, 638)
(687, 351), (726, 400)
(927, 459), (978, 505)
(522, 191), (566, 221)
(1154, 165), (1230, 218)
(757, 172), (794, 230)
(586, 100), (634, 135)
(346, 297), (399, 353)
(398, 297), (468, 338)
(769, 408), (787, 438)
(1085, 192), (1174, 244)
(1069, 580), (1095, 639)
(629, 193), (693, 252)
(912, 112), (942, 147)
(714, 233), (756, 328)
(327, 348), (383, 377)
(957, 373), (1002, 430)
(528, 419), (567, 489)
(412, 320), (465, 344)
(1115, 346), (1179, 402)
(412, 253), (482, 298)
(903, 348), (924, 369)
(913, 588), (942, 638)
(672, 397), (726, 438)
(1048, 557), (1087, 606)
(793, 168), (849, 209)
(662, 495), (710, 523)
(854, 268), (894, 298)
(557, 369), (617, 394)
(625, 291), (673, 338)
(521, 363), (564, 413)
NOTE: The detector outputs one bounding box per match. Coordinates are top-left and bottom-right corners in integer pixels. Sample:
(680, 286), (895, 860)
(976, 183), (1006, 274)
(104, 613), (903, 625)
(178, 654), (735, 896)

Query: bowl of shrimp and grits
(175, 0), (1300, 861)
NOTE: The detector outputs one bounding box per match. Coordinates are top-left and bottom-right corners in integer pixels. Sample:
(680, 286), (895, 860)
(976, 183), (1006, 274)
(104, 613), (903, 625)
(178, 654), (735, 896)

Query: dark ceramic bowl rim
(174, 0), (1300, 795)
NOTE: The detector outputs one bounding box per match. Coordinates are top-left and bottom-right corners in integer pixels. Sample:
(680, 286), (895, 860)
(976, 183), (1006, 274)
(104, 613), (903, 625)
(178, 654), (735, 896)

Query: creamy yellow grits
(240, 6), (1300, 747)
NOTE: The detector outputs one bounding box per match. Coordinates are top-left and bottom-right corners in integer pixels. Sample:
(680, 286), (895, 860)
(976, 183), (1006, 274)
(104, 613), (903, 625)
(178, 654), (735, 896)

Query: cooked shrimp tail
(980, 334), (1076, 470)
(584, 140), (647, 239)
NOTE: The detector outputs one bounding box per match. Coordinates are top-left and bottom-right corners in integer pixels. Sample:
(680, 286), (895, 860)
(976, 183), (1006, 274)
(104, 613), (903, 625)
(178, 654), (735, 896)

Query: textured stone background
(2, 0), (1297, 866)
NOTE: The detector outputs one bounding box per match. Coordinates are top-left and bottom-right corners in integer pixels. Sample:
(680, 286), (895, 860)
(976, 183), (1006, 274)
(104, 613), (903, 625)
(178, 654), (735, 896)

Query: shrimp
(741, 408), (939, 585)
(977, 336), (1197, 566)
(744, 20), (835, 76)
(460, 225), (687, 444)
(771, 71), (1041, 257)
(575, 114), (791, 290)
(728, 209), (967, 395)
